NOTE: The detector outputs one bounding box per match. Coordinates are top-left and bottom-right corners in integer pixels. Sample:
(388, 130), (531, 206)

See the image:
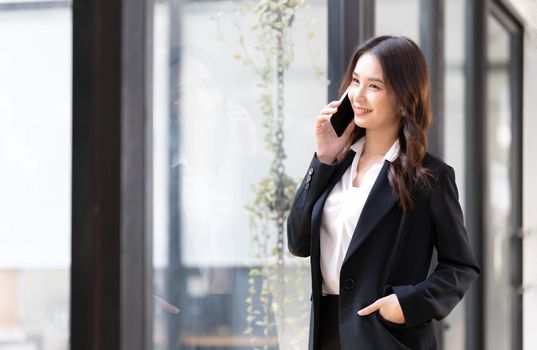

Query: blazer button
(306, 175), (312, 182)
(304, 183), (310, 189)
(344, 279), (355, 290)
(308, 168), (314, 175)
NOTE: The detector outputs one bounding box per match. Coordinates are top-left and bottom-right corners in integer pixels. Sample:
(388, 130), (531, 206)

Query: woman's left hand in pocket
(357, 293), (406, 324)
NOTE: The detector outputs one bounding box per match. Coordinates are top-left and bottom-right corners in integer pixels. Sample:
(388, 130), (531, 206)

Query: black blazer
(287, 151), (479, 350)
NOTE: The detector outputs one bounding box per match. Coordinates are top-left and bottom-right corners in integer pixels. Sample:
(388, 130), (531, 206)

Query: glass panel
(153, 0), (327, 348)
(484, 14), (513, 350)
(0, 2), (71, 350)
(376, 0), (420, 43)
(442, 0), (467, 348)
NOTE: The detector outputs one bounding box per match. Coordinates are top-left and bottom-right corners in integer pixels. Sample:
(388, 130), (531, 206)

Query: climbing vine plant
(215, 1), (325, 348)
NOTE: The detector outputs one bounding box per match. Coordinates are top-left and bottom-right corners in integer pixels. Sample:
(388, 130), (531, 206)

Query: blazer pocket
(375, 312), (407, 332)
(376, 312), (436, 349)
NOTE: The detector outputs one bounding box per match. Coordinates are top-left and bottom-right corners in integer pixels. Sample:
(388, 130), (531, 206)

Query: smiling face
(347, 53), (401, 135)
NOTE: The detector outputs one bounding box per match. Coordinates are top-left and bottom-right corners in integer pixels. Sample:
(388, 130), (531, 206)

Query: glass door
(484, 5), (523, 350)
(152, 1), (328, 348)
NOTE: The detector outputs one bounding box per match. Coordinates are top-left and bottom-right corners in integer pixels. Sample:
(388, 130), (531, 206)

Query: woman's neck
(362, 131), (398, 158)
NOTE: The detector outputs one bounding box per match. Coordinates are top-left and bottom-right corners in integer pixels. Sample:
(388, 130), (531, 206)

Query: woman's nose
(351, 86), (366, 103)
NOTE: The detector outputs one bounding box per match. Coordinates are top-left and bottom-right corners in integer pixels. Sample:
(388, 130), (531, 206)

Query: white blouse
(320, 137), (400, 295)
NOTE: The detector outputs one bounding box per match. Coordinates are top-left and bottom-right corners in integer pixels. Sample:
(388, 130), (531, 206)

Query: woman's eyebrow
(352, 72), (384, 84)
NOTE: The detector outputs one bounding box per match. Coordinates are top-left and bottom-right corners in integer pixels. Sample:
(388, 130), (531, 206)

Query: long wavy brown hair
(337, 36), (433, 210)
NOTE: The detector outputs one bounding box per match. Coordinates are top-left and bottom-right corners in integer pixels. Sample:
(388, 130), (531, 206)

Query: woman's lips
(354, 107), (372, 116)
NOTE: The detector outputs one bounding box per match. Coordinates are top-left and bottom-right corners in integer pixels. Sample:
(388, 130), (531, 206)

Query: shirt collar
(349, 136), (400, 163)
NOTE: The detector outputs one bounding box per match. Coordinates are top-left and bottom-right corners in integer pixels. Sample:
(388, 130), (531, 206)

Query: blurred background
(1, 0), (536, 349)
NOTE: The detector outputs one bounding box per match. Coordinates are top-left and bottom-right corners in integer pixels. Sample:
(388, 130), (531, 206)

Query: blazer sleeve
(392, 165), (480, 328)
(287, 153), (338, 257)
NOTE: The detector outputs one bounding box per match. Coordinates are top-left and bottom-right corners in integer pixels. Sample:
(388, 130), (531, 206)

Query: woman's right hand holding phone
(315, 100), (355, 164)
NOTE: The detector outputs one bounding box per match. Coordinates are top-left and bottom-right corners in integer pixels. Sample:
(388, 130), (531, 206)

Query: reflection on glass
(0, 3), (71, 350)
(485, 14), (512, 350)
(442, 0), (467, 348)
(376, 0), (420, 43)
(153, 0), (327, 348)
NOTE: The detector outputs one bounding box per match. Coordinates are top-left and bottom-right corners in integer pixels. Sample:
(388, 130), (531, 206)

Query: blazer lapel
(343, 160), (398, 265)
(311, 151), (355, 233)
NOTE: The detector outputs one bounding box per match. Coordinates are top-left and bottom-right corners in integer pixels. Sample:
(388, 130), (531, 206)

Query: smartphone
(329, 93), (354, 137)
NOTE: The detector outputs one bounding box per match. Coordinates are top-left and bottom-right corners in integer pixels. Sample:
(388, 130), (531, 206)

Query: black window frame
(464, 1), (487, 348)
(71, 0), (154, 348)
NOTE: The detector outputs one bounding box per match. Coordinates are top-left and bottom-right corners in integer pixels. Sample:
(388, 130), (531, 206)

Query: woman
(287, 36), (479, 350)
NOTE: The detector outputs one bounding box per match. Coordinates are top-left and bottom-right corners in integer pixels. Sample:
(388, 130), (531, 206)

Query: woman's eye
(352, 78), (360, 84)
(369, 84), (379, 90)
